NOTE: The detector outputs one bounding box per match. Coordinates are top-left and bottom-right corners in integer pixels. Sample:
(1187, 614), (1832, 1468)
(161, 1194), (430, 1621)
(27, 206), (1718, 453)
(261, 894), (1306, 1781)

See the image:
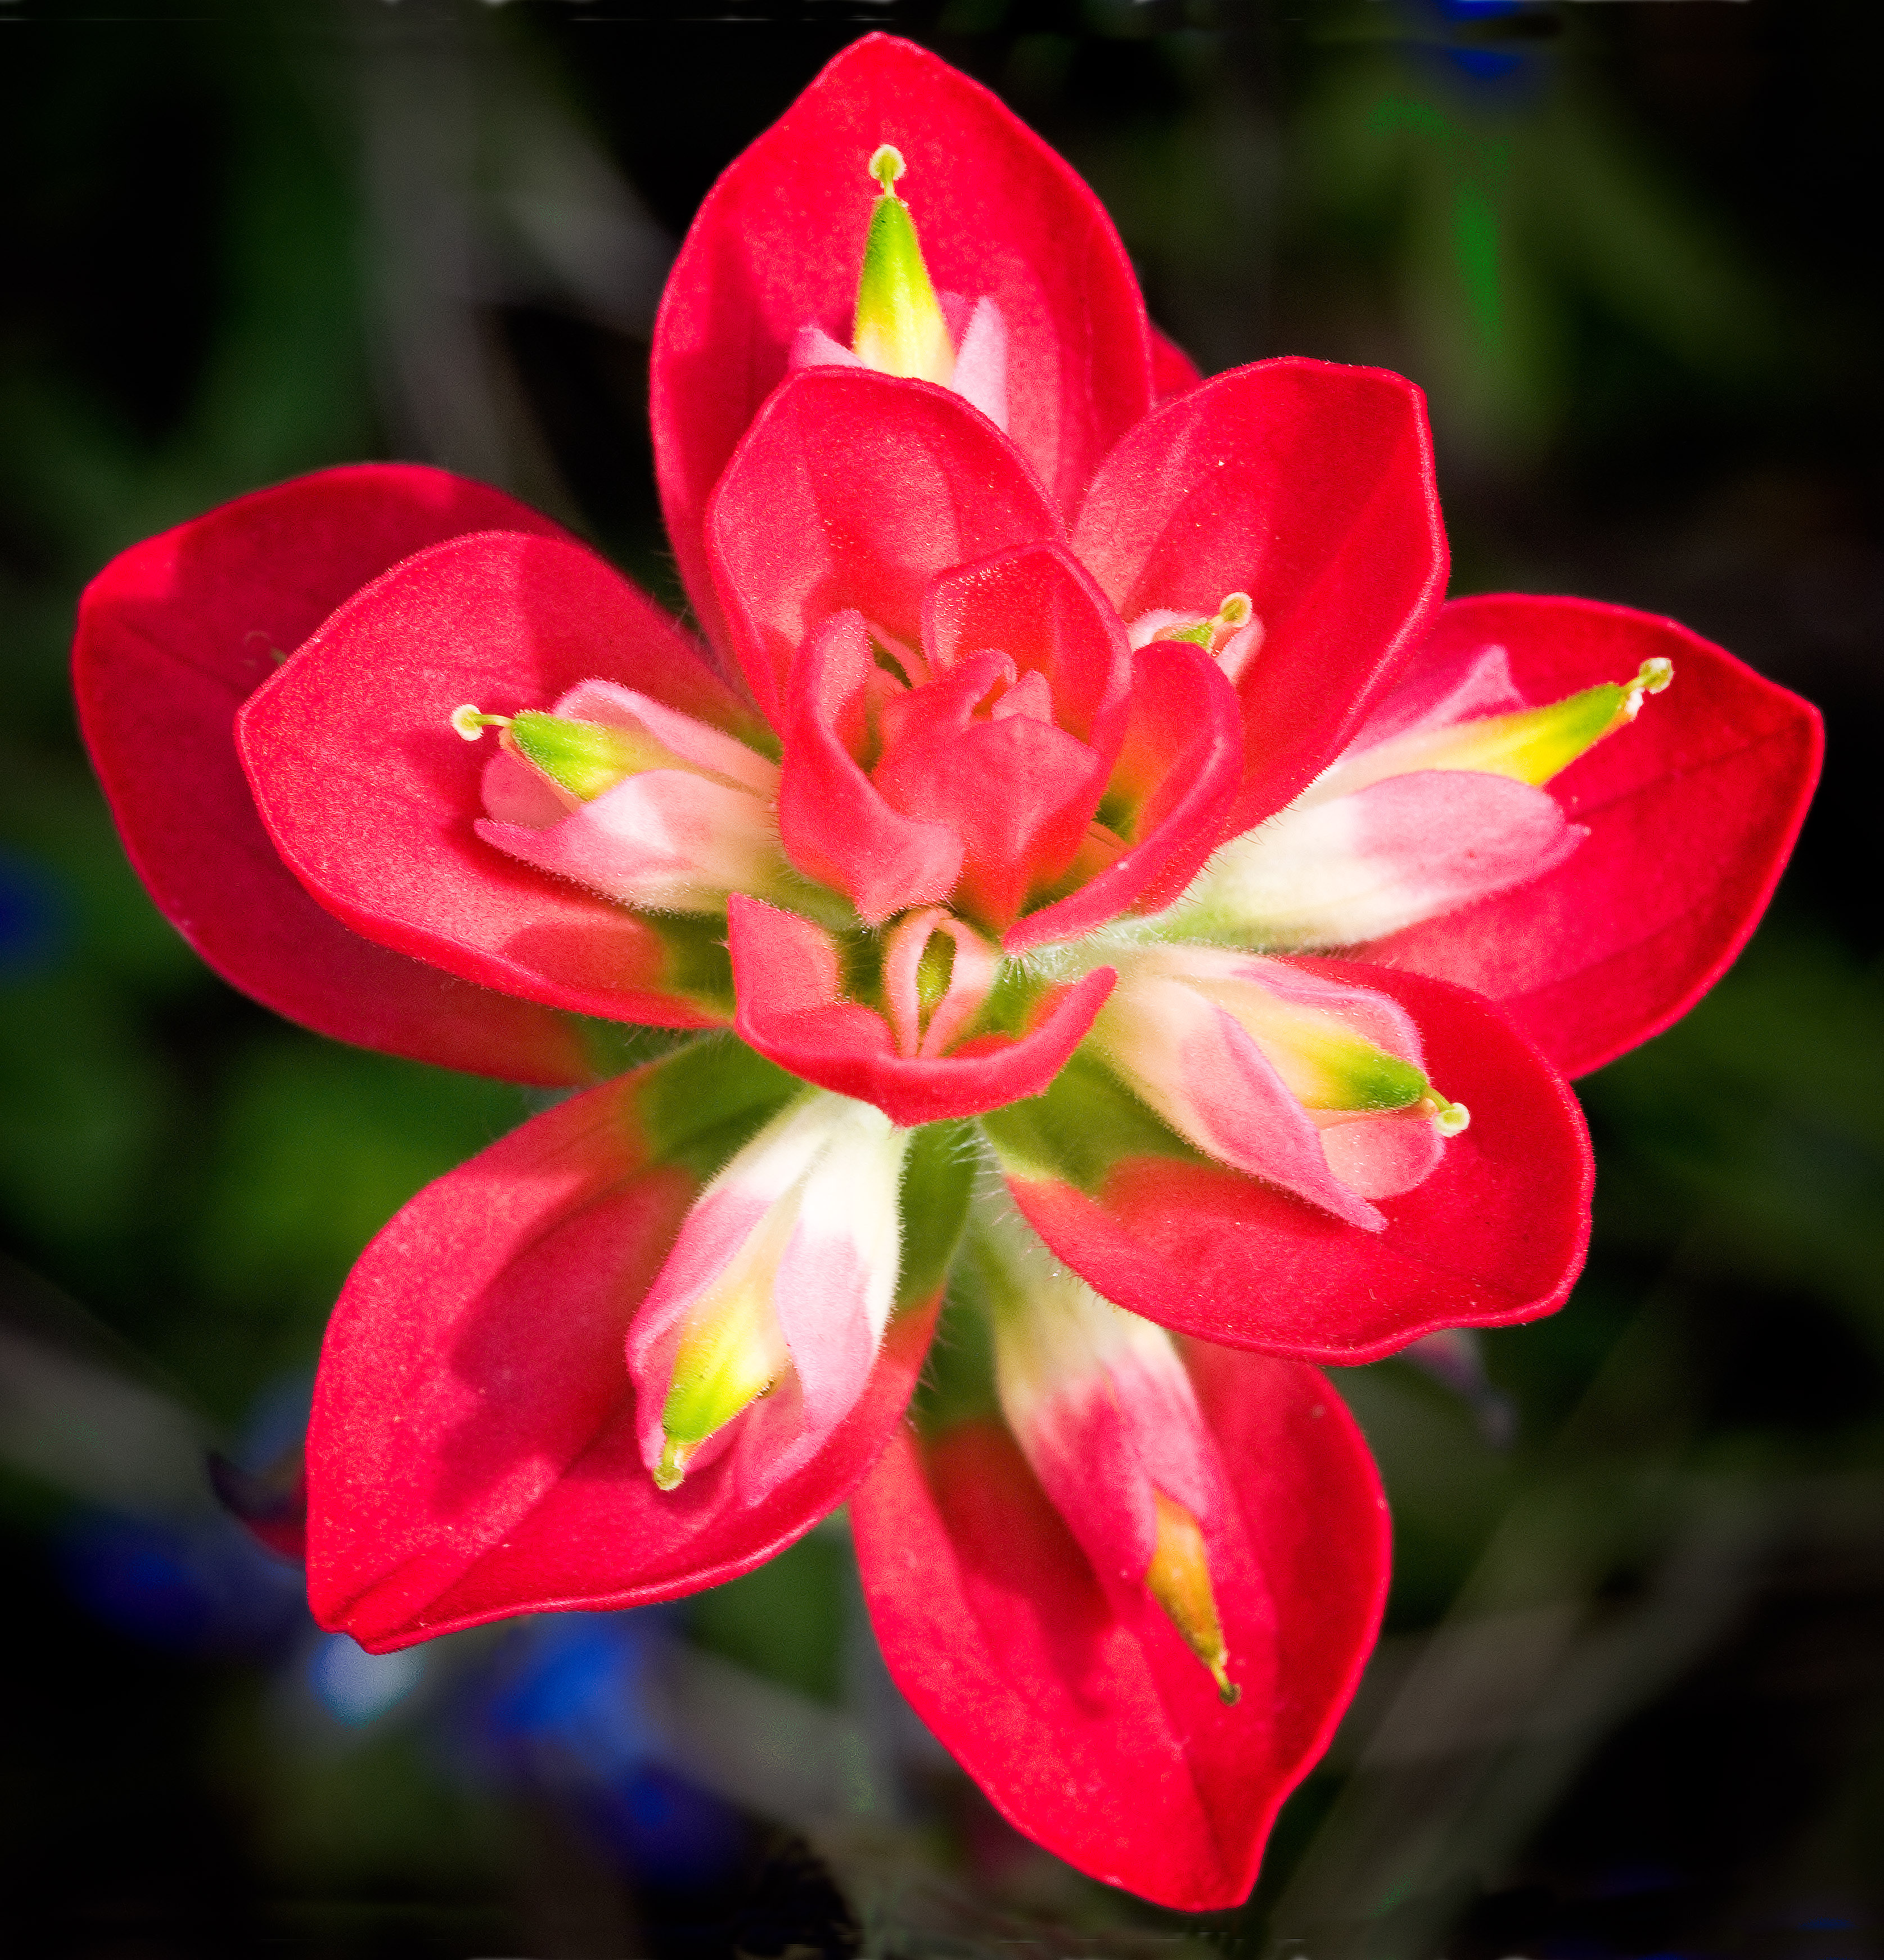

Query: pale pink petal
(1345, 639), (1524, 752)
(773, 1226), (876, 1439)
(1022, 1370), (1158, 1578)
(1096, 975), (1385, 1231)
(1315, 1112), (1444, 1198)
(480, 744), (573, 829)
(476, 770), (779, 912)
(951, 296), (1010, 431)
(1211, 954), (1430, 1071)
(789, 323), (863, 372)
(982, 1225), (1233, 1591)
(625, 1186), (775, 1476)
(1174, 771), (1584, 950)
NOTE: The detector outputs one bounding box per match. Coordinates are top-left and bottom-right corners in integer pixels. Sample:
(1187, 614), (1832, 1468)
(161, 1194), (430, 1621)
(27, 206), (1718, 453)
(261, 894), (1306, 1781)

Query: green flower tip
(852, 141), (954, 385)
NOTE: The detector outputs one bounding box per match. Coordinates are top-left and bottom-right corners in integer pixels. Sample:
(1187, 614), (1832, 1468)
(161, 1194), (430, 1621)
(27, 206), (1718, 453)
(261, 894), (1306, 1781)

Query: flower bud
(977, 1206), (1241, 1704)
(627, 1093), (911, 1494)
(1093, 947), (1464, 1230)
(457, 679), (803, 916)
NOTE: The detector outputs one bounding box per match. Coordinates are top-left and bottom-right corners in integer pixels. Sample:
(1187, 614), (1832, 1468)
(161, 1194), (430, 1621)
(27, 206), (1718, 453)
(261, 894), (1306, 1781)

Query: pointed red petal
(728, 897), (1115, 1127)
(1072, 359), (1449, 832)
(852, 1348), (1388, 1910)
(706, 369), (1062, 725)
(238, 530), (763, 1028)
(308, 1046), (940, 1651)
(73, 464), (593, 1083)
(987, 961), (1592, 1361)
(653, 32), (1152, 654)
(776, 611), (964, 923)
(1359, 595), (1823, 1076)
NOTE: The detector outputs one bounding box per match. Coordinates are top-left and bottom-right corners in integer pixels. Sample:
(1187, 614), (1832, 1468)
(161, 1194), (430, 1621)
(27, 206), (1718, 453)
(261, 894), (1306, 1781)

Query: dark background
(1, 2), (1880, 1956)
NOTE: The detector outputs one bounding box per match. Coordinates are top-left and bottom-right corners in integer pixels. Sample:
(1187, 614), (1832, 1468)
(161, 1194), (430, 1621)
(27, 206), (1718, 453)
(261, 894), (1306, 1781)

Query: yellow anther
(868, 143), (906, 190)
(1145, 1489), (1240, 1705)
(1216, 591), (1254, 631)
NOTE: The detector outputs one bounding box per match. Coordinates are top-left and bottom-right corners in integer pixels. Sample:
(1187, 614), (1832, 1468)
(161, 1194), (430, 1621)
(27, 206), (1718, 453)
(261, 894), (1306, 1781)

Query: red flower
(73, 35), (1819, 1912)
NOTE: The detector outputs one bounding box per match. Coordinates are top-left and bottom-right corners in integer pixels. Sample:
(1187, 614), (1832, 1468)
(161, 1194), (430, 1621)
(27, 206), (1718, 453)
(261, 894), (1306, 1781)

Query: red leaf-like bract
(708, 369), (1063, 726)
(1073, 359), (1450, 832)
(853, 1346), (1390, 1909)
(999, 963), (1593, 1361)
(74, 463), (592, 1083)
(308, 1065), (940, 1651)
(238, 530), (760, 1029)
(653, 33), (1152, 656)
(1360, 595), (1824, 1077)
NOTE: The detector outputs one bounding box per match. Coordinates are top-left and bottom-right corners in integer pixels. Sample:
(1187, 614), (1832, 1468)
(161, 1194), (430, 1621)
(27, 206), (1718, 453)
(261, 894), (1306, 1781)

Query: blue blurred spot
(310, 1631), (428, 1725)
(1446, 46), (1525, 84)
(470, 1611), (746, 1889)
(57, 1510), (306, 1655)
(581, 1763), (747, 1891)
(481, 1610), (671, 1774)
(0, 851), (68, 976)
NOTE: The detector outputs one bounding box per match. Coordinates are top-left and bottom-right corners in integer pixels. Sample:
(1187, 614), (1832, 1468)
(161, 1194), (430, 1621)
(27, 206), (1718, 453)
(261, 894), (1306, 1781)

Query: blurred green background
(1, 2), (1879, 1955)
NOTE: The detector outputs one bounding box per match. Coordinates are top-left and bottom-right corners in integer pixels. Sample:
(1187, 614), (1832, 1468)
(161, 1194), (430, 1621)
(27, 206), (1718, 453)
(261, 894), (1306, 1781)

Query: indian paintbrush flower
(72, 33), (1821, 1912)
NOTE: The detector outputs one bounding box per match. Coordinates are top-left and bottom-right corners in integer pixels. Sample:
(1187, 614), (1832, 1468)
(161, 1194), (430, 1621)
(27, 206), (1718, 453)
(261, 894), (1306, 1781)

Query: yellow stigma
(1145, 1490), (1240, 1705)
(653, 1437), (693, 1493)
(1422, 1094), (1472, 1136)
(450, 703), (510, 741)
(851, 144), (954, 385)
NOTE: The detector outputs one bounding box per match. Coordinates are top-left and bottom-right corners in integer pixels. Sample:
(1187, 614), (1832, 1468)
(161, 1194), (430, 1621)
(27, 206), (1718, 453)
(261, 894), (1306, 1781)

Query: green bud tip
(1621, 657), (1675, 720)
(450, 703), (511, 742)
(869, 143), (906, 192)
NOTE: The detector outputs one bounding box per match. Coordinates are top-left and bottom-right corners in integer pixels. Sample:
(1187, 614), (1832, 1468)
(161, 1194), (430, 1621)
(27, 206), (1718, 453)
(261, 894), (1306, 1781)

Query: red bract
(73, 31), (1820, 1916)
